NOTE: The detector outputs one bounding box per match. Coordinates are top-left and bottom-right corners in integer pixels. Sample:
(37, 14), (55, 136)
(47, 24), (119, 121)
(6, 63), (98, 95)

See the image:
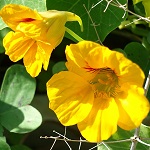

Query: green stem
(65, 27), (84, 42)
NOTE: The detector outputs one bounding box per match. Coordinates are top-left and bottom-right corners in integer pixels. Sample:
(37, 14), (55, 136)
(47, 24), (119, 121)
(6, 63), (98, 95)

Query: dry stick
(92, 0), (150, 23)
(130, 70), (150, 150)
(107, 0), (150, 23)
(40, 135), (131, 144)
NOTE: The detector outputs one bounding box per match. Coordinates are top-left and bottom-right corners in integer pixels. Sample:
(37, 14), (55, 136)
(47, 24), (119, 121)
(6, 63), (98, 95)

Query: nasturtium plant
(0, 0), (150, 150)
(132, 0), (150, 25)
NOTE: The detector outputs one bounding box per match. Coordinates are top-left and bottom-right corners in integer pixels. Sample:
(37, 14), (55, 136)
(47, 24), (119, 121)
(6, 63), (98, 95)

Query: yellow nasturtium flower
(47, 41), (150, 142)
(0, 4), (83, 77)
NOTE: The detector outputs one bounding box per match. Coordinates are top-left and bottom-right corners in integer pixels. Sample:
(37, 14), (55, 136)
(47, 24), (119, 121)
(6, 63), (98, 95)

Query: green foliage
(132, 0), (150, 26)
(132, 0), (142, 4)
(47, 0), (127, 42)
(124, 42), (149, 73)
(0, 64), (36, 110)
(97, 124), (150, 150)
(0, 65), (42, 149)
(0, 140), (11, 150)
(52, 61), (67, 74)
(0, 0), (150, 149)
(11, 145), (32, 150)
(0, 28), (10, 53)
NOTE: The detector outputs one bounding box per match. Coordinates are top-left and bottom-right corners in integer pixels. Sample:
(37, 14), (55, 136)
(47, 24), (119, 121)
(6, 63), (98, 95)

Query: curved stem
(65, 27), (84, 42)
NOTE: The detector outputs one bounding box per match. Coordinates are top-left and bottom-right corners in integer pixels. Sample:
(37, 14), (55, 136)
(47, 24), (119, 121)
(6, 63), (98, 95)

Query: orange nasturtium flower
(0, 4), (83, 77)
(47, 41), (150, 142)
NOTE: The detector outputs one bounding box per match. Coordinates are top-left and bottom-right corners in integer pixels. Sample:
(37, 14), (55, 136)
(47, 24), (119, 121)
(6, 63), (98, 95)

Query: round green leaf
(52, 61), (67, 74)
(0, 64), (36, 113)
(47, 0), (127, 42)
(0, 140), (11, 150)
(124, 42), (149, 72)
(0, 105), (42, 133)
(113, 48), (127, 57)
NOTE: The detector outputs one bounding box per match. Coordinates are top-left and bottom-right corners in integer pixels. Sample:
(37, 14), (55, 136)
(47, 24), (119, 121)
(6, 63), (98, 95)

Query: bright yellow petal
(23, 42), (43, 77)
(37, 41), (53, 70)
(65, 41), (145, 87)
(106, 51), (145, 87)
(39, 10), (83, 47)
(46, 71), (94, 126)
(116, 85), (149, 130)
(86, 46), (145, 87)
(45, 17), (66, 47)
(78, 97), (119, 142)
(16, 22), (42, 39)
(39, 10), (83, 31)
(65, 41), (100, 80)
(0, 4), (42, 30)
(3, 31), (34, 62)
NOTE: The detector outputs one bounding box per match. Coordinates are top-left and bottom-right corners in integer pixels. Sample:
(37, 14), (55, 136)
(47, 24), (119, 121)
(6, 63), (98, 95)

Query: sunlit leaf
(1, 105), (42, 133)
(0, 140), (11, 150)
(0, 64), (42, 133)
(132, 0), (142, 4)
(0, 64), (36, 112)
(142, 0), (150, 26)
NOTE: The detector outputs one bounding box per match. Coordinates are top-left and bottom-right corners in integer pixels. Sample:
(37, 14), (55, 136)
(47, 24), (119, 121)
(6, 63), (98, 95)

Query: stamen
(87, 66), (120, 98)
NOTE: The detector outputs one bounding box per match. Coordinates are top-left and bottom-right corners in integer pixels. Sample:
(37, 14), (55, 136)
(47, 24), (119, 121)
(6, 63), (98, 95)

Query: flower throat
(88, 67), (120, 99)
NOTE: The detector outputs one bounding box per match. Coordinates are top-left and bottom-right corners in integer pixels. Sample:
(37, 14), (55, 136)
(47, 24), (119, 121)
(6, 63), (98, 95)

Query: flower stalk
(65, 27), (84, 42)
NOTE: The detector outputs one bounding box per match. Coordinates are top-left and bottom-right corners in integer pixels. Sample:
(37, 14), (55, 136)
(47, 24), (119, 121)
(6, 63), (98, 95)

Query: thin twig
(91, 0), (150, 23)
(83, 4), (103, 45)
(40, 135), (131, 144)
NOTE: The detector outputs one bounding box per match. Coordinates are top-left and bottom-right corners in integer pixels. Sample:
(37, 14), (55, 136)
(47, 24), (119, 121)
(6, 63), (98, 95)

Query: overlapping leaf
(0, 64), (42, 133)
(47, 0), (127, 42)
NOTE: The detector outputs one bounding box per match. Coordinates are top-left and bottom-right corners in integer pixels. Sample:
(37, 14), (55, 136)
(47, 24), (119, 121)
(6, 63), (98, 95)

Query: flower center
(88, 67), (120, 98)
(20, 18), (35, 22)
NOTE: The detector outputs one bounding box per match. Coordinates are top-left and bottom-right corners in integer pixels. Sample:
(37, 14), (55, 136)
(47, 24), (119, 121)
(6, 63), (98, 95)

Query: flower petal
(37, 41), (53, 70)
(16, 22), (43, 39)
(86, 46), (145, 87)
(65, 41), (145, 87)
(39, 10), (83, 31)
(78, 98), (119, 142)
(23, 42), (42, 77)
(46, 71), (94, 126)
(0, 4), (42, 30)
(106, 51), (145, 87)
(116, 85), (149, 130)
(65, 41), (100, 80)
(3, 31), (34, 62)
